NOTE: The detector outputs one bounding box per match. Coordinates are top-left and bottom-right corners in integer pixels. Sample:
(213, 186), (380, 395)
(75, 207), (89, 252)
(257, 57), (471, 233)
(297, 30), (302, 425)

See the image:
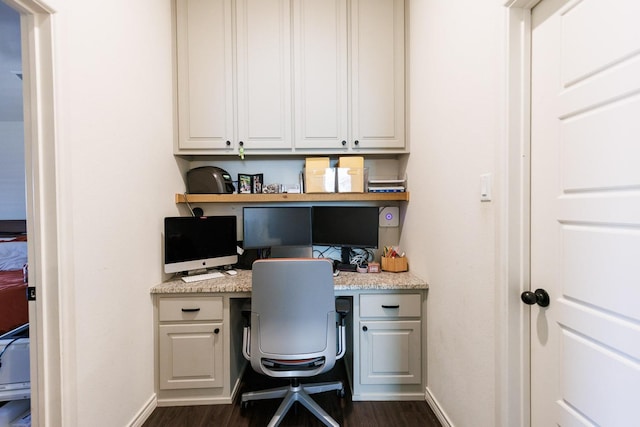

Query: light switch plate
(480, 173), (492, 202)
(379, 207), (399, 227)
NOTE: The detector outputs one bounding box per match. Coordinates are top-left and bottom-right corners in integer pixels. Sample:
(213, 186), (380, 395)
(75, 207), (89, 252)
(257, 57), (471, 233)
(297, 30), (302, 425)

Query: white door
(530, 0), (640, 425)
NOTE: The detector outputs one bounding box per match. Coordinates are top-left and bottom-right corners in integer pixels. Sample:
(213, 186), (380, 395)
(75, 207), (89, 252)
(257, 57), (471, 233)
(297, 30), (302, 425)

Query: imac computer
(242, 207), (312, 258)
(164, 216), (238, 274)
(312, 206), (379, 270)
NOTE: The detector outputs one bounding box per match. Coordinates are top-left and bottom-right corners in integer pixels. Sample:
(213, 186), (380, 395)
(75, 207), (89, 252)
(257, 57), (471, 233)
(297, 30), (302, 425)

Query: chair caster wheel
(241, 401), (250, 409)
(338, 388), (345, 398)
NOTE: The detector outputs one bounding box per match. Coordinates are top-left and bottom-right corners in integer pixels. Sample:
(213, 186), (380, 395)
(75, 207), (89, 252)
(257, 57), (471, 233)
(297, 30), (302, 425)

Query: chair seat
(262, 356), (325, 371)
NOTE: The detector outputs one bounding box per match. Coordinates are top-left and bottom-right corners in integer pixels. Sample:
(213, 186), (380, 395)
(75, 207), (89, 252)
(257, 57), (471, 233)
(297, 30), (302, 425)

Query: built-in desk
(151, 271), (428, 406)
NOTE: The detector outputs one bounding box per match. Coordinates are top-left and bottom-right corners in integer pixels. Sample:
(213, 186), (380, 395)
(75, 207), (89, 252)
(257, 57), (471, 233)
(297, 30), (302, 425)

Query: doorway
(503, 1), (640, 426)
(0, 1), (29, 422)
(1, 0), (60, 425)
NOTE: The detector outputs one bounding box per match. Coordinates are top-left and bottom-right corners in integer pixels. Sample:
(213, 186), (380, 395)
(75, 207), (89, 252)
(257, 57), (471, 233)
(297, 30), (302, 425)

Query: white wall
(46, 0), (184, 424)
(0, 121), (26, 219)
(405, 1), (505, 426)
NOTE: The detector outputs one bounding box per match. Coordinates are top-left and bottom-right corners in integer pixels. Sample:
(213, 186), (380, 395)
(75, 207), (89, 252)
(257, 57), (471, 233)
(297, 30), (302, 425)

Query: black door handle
(521, 289), (550, 307)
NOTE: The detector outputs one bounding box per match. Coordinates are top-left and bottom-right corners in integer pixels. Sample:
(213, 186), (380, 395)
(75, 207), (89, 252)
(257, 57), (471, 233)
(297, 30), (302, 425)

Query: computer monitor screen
(164, 216), (238, 274)
(312, 206), (379, 248)
(242, 207), (312, 249)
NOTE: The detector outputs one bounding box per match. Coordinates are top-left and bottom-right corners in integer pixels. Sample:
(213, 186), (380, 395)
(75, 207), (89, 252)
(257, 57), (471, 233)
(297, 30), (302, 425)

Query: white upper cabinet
(176, 0), (292, 153)
(176, 0), (234, 151)
(350, 0), (405, 150)
(294, 0), (405, 152)
(293, 0), (348, 150)
(175, 0), (406, 155)
(236, 0), (293, 150)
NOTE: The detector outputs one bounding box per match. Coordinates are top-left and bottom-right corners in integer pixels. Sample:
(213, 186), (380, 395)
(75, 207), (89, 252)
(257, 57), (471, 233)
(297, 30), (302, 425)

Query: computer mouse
(226, 269), (238, 276)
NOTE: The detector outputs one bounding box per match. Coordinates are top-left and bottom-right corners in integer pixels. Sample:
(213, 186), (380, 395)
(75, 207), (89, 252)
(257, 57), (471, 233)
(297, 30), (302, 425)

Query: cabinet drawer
(360, 293), (421, 318)
(159, 296), (223, 322)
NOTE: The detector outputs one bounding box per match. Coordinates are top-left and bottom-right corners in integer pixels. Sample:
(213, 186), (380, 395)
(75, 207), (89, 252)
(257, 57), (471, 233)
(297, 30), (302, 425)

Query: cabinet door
(236, 0), (292, 150)
(350, 0), (405, 150)
(293, 0), (348, 150)
(359, 320), (421, 385)
(159, 322), (224, 390)
(176, 0), (234, 151)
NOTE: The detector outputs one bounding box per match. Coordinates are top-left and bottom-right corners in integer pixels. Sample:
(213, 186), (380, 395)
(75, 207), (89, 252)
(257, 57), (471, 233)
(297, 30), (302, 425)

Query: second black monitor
(312, 206), (379, 248)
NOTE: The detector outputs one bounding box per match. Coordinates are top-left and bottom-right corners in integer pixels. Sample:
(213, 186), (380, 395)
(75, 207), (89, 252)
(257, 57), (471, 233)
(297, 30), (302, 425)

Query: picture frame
(252, 173), (263, 194)
(238, 173), (263, 194)
(238, 174), (252, 194)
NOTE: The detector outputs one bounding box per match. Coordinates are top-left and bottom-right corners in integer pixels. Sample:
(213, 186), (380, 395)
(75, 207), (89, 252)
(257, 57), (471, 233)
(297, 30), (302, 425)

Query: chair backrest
(250, 258), (337, 377)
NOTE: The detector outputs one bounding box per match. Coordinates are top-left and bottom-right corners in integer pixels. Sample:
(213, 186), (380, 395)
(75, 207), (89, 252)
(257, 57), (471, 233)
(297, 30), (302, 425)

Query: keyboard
(181, 271), (224, 283)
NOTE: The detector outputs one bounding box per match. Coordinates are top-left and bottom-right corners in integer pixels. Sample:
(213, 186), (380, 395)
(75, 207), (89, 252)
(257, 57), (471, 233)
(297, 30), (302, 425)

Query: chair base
(241, 380), (344, 427)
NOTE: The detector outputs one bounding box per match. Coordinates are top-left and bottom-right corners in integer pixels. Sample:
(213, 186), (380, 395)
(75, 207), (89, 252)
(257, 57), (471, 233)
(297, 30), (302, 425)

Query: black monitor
(242, 207), (312, 253)
(312, 206), (379, 267)
(164, 216), (238, 274)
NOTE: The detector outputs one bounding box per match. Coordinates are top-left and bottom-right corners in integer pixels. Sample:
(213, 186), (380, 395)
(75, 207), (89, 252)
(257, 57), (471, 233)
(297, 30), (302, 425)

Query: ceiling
(0, 1), (23, 122)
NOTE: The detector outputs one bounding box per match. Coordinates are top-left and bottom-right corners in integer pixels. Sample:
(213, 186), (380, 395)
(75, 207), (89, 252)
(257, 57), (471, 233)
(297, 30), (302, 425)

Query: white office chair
(241, 258), (348, 427)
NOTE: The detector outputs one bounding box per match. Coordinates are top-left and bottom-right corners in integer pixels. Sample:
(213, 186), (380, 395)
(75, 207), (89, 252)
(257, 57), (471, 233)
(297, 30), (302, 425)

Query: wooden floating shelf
(175, 192), (410, 204)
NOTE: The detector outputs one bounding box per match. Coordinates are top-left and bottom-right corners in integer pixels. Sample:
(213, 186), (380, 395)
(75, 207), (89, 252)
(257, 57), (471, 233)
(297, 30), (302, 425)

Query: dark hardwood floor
(143, 360), (441, 427)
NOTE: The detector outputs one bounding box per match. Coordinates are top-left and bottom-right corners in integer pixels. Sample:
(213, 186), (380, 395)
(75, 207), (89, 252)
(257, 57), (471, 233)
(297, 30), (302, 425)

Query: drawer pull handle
(381, 304), (400, 309)
(181, 308), (201, 312)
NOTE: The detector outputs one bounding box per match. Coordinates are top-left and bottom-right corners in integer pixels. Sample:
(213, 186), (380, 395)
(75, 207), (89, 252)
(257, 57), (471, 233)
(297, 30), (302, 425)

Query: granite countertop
(151, 269), (428, 294)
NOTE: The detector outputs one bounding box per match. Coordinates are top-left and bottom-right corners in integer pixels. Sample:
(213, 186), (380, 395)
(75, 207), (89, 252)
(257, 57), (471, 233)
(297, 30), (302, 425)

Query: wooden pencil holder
(381, 256), (408, 272)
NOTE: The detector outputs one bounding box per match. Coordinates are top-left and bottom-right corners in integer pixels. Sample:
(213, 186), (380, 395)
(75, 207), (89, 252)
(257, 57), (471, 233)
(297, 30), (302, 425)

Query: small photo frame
(238, 174), (252, 194)
(252, 173), (263, 194)
(238, 173), (263, 194)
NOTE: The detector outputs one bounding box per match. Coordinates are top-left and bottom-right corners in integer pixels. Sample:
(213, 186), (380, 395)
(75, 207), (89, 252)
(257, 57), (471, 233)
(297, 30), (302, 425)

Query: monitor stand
(336, 247), (357, 272)
(270, 245), (313, 259)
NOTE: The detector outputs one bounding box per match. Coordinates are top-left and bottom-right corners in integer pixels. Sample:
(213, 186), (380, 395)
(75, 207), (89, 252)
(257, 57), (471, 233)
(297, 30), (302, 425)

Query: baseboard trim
(128, 393), (157, 427)
(352, 392), (425, 401)
(157, 395), (234, 406)
(425, 387), (454, 427)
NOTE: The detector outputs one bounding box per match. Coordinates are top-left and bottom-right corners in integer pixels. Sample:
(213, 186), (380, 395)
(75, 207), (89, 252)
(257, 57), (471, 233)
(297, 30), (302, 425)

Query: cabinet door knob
(225, 140), (231, 146)
(341, 140), (347, 146)
(239, 141), (244, 147)
(362, 325), (368, 332)
(214, 328), (220, 334)
(354, 140), (359, 146)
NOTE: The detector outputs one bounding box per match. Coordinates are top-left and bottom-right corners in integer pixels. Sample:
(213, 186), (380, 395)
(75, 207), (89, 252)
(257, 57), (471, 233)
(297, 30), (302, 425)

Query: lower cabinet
(158, 322), (223, 390)
(155, 294), (248, 406)
(348, 291), (426, 401)
(359, 320), (421, 385)
(154, 289), (426, 405)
